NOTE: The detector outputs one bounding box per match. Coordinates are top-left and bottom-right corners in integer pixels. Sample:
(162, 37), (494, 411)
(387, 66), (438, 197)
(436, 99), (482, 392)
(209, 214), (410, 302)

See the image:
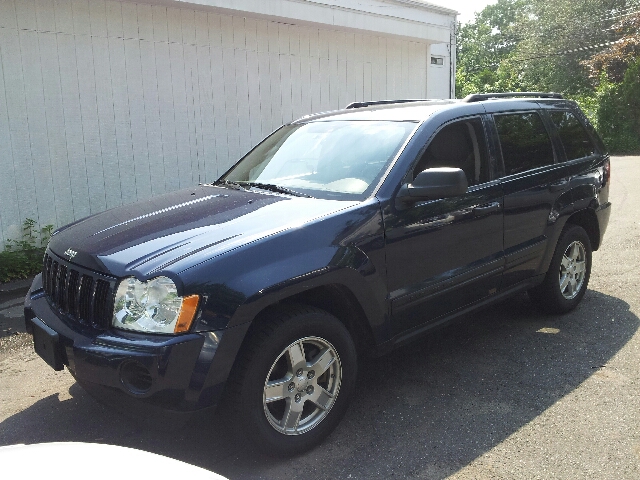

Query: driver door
(383, 116), (505, 335)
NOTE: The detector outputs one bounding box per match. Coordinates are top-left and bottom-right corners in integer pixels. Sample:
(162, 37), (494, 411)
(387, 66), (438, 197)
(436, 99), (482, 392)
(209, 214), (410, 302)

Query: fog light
(120, 360), (152, 395)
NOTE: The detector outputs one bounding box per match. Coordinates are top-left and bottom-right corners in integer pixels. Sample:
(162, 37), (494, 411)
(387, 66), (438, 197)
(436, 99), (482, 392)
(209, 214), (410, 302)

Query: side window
(494, 112), (555, 176)
(412, 118), (490, 186)
(549, 110), (596, 160)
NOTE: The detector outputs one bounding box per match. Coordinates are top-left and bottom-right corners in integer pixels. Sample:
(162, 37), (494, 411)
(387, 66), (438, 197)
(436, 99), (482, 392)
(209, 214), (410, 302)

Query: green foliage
(581, 9), (640, 82)
(573, 94), (600, 129)
(456, 0), (527, 96)
(513, 0), (627, 95)
(0, 219), (54, 283)
(595, 61), (640, 153)
(456, 0), (640, 153)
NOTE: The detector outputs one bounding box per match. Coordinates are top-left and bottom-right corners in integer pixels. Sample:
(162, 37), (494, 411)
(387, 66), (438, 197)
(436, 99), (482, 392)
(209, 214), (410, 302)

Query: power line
(532, 2), (640, 26)
(458, 8), (640, 46)
(511, 38), (629, 63)
(556, 38), (627, 55)
(459, 7), (639, 55)
(581, 6), (640, 24)
(509, 7), (639, 56)
(457, 3), (640, 67)
(521, 7), (640, 39)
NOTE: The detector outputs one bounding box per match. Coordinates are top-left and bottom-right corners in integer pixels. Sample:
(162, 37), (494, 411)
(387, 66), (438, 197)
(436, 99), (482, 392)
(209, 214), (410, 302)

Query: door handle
(549, 179), (570, 192)
(473, 202), (501, 217)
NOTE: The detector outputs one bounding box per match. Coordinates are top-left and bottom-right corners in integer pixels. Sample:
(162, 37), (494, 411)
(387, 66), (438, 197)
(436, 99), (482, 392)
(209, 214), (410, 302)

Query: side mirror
(397, 167), (468, 204)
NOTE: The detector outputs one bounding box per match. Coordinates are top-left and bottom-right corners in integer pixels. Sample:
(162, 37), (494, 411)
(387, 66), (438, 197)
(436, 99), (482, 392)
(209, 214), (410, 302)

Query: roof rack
(345, 99), (432, 109)
(462, 92), (564, 103)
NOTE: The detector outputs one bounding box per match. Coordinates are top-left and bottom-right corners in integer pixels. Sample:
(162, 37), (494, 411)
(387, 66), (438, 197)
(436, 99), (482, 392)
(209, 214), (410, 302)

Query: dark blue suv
(25, 93), (611, 455)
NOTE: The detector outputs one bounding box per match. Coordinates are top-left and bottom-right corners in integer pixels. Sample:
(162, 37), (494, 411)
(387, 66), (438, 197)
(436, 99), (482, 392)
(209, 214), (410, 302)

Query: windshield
(220, 120), (417, 200)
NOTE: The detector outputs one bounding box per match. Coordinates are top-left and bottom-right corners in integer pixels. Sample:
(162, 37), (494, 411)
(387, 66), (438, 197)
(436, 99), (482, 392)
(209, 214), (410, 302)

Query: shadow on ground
(1, 289), (637, 479)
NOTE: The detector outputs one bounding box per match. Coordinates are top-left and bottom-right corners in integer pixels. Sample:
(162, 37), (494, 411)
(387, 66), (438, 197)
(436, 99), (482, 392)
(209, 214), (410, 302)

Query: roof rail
(462, 92), (564, 103)
(345, 99), (431, 109)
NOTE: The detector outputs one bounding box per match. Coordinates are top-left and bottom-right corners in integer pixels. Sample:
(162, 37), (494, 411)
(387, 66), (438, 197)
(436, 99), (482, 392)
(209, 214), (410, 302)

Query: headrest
(428, 124), (472, 165)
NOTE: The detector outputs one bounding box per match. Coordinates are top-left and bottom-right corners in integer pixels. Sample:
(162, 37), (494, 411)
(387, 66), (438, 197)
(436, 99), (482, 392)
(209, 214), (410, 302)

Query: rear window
(494, 112), (555, 176)
(549, 111), (596, 160)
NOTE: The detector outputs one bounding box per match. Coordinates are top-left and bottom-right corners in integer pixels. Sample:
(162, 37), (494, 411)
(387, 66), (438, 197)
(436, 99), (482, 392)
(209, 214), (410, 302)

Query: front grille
(42, 252), (116, 330)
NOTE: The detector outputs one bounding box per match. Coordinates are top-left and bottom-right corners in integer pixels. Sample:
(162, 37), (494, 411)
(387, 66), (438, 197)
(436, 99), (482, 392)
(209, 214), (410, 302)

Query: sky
(440, 0), (498, 24)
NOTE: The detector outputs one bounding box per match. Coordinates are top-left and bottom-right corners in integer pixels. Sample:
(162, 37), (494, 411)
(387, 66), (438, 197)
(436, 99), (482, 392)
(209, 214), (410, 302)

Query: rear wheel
(529, 224), (592, 313)
(228, 305), (357, 456)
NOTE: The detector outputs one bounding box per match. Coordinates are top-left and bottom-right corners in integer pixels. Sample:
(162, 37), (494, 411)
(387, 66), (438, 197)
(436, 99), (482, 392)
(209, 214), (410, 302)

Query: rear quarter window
(494, 112), (555, 176)
(549, 110), (596, 161)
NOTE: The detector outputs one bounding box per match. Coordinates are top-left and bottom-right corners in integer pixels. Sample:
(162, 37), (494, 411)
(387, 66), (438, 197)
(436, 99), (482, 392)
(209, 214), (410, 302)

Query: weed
(0, 219), (54, 283)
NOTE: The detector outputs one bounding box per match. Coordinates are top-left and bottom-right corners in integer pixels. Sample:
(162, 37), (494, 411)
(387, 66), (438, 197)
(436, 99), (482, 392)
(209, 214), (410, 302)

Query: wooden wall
(0, 0), (429, 246)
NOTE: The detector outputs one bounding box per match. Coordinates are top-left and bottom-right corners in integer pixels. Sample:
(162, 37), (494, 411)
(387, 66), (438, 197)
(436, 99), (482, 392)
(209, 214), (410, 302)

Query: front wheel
(228, 305), (357, 456)
(529, 224), (592, 313)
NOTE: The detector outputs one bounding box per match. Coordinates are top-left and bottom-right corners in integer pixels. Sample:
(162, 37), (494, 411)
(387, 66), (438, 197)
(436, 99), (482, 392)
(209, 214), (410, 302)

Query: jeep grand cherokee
(25, 92), (611, 455)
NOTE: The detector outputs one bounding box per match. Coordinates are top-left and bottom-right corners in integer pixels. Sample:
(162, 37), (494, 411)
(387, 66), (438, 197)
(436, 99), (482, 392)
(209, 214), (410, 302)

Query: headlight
(113, 276), (200, 334)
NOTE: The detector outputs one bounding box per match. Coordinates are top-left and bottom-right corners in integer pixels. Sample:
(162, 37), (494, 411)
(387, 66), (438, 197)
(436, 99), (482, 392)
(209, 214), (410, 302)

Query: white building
(0, 0), (457, 247)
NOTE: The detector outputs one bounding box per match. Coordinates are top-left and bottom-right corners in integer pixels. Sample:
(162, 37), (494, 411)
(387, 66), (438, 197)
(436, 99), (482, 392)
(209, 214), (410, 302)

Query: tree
(582, 11), (640, 152)
(513, 0), (630, 95)
(594, 60), (640, 152)
(455, 0), (639, 152)
(583, 11), (640, 81)
(455, 0), (527, 96)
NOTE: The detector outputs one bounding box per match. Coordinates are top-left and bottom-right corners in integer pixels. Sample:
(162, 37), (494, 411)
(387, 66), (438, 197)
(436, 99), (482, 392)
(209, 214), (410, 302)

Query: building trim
(128, 0), (457, 43)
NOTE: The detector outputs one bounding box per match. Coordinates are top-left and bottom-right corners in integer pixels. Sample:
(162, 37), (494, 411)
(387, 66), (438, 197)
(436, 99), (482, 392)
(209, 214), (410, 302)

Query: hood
(49, 185), (358, 279)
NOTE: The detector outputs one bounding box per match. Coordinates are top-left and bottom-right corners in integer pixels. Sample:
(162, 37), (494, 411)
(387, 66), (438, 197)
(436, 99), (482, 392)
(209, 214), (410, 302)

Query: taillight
(603, 158), (610, 186)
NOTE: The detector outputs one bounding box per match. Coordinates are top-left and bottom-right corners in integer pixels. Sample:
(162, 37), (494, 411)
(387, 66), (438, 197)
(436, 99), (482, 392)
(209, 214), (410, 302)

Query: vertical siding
(0, 0), (430, 247)
(0, 27), (21, 242)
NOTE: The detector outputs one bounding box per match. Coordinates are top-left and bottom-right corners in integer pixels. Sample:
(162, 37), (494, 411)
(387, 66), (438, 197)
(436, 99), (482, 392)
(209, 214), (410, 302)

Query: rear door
(486, 103), (573, 287)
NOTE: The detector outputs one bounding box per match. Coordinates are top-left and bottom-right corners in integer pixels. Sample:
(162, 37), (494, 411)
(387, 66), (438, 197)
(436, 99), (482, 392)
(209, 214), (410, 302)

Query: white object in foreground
(0, 442), (226, 479)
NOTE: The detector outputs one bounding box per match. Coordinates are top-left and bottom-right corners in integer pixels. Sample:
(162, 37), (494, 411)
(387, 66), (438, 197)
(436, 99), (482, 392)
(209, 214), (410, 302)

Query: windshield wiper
(215, 180), (311, 198)
(241, 182), (312, 198)
(216, 180), (249, 191)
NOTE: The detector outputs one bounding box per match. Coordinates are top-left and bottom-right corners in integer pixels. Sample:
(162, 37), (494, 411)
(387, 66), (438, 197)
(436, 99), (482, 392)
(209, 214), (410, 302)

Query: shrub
(595, 61), (640, 154)
(0, 219), (54, 283)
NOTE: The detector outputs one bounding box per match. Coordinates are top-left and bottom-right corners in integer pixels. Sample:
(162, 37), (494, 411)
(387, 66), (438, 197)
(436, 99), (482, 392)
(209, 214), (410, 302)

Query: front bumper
(24, 274), (249, 426)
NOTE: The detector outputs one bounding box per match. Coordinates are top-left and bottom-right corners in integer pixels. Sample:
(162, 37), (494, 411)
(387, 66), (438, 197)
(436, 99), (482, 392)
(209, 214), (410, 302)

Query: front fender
(193, 244), (386, 334)
(233, 261), (386, 335)
(179, 200), (388, 337)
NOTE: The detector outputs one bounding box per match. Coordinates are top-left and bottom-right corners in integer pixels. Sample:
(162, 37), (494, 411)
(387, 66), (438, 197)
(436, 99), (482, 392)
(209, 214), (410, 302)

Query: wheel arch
(281, 284), (377, 355)
(537, 206), (600, 279)
(565, 207), (601, 251)
(243, 284), (378, 358)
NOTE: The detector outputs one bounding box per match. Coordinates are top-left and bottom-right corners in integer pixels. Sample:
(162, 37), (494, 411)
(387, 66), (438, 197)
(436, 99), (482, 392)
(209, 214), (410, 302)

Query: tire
(228, 304), (357, 456)
(528, 224), (592, 314)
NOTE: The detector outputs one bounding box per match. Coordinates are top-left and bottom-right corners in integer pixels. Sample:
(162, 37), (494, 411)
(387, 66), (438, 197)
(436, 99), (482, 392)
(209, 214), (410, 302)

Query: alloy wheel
(263, 336), (342, 435)
(559, 240), (587, 300)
